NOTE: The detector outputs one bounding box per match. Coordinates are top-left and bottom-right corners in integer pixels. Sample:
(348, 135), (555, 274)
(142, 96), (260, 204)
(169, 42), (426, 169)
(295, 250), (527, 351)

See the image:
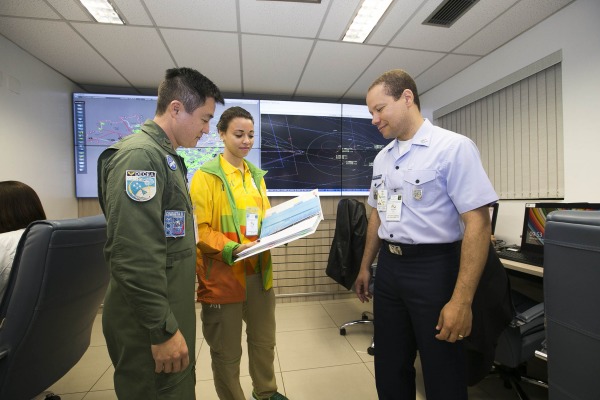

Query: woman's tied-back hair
(369, 69), (421, 111)
(217, 106), (254, 133)
(155, 67), (224, 115)
(0, 181), (47, 234)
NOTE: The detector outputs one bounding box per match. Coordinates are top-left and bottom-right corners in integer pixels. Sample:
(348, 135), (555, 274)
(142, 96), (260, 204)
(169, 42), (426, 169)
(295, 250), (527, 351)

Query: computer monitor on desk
(498, 202), (600, 268)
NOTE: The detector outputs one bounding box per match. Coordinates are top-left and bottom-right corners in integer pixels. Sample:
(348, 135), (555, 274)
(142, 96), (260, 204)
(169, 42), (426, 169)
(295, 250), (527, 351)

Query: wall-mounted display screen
(73, 93), (260, 198)
(341, 104), (390, 196)
(260, 101), (389, 196)
(73, 94), (389, 198)
(260, 101), (343, 195)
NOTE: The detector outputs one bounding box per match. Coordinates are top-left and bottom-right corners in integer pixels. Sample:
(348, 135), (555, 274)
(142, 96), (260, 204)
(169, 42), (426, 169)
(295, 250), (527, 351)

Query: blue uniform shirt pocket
(402, 170), (439, 207)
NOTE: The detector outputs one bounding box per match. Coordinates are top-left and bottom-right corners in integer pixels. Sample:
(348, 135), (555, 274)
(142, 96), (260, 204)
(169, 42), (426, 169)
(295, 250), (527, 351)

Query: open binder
(235, 189), (323, 261)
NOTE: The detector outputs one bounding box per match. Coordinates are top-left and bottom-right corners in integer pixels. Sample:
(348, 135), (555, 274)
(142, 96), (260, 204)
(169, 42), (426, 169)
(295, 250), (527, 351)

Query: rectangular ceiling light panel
(79, 0), (124, 24)
(343, 0), (393, 43)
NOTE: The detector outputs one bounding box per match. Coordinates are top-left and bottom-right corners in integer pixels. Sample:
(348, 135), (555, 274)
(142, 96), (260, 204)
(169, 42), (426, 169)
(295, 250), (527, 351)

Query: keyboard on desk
(496, 249), (544, 267)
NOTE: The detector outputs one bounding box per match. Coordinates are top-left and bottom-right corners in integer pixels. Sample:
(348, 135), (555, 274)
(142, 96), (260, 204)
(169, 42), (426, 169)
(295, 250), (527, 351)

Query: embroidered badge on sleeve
(164, 210), (186, 237)
(125, 170), (157, 202)
(166, 155), (178, 171)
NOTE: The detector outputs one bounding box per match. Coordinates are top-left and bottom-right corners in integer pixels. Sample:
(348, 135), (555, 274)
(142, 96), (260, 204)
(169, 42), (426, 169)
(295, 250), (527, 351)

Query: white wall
(0, 35), (80, 219)
(420, 0), (600, 245)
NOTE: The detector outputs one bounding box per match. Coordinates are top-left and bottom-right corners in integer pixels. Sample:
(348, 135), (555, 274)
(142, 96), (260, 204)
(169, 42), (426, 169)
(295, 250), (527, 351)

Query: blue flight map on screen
(73, 94), (260, 197)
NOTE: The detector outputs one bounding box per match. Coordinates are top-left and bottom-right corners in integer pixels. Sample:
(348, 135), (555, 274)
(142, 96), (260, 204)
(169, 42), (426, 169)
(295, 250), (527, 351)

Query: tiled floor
(41, 298), (548, 399)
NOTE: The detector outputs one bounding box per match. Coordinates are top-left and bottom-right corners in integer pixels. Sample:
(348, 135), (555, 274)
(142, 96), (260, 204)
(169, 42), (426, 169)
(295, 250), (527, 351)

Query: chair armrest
(515, 302), (544, 325)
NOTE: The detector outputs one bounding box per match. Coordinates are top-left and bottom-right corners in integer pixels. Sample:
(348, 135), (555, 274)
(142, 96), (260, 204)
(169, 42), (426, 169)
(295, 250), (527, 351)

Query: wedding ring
(458, 334), (464, 340)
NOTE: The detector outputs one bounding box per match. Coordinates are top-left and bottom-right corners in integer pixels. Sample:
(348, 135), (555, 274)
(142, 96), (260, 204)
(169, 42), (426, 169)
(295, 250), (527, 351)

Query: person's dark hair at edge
(0, 181), (47, 234)
(369, 69), (421, 111)
(217, 106), (254, 133)
(155, 67), (225, 115)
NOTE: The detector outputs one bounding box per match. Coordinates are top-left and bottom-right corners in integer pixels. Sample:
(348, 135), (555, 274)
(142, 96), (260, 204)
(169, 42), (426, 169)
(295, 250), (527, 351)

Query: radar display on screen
(260, 114), (344, 194)
(260, 101), (390, 196)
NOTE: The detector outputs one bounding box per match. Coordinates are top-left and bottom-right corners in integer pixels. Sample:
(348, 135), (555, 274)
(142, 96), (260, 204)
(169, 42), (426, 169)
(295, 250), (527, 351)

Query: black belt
(382, 240), (461, 256)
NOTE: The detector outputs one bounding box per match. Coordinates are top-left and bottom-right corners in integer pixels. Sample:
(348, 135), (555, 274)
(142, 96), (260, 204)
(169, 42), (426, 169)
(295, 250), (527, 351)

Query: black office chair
(544, 210), (600, 399)
(491, 290), (547, 400)
(339, 263), (376, 355)
(326, 199), (375, 354)
(0, 215), (109, 400)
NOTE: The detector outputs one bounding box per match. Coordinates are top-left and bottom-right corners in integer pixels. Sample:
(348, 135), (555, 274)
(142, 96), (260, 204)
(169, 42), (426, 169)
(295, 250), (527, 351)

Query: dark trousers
(374, 244), (467, 400)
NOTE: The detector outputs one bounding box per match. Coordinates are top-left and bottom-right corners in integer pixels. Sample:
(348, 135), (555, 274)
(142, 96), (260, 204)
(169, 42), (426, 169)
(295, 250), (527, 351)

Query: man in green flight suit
(98, 67), (224, 399)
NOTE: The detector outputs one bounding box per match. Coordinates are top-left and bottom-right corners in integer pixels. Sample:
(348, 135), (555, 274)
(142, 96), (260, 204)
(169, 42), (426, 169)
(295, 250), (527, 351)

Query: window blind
(434, 56), (563, 199)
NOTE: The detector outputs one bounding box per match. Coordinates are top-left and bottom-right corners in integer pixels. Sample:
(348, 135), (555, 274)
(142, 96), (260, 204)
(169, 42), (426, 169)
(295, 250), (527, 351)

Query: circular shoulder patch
(166, 155), (178, 171)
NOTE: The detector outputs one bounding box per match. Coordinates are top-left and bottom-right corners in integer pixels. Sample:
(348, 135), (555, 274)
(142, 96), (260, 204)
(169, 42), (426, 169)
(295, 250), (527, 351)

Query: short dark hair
(369, 69), (421, 111)
(217, 106), (254, 133)
(155, 67), (224, 115)
(0, 181), (47, 233)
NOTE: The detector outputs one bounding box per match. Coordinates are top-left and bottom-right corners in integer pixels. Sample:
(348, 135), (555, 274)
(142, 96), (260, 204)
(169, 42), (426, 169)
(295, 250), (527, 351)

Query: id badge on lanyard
(246, 206), (259, 236)
(386, 195), (402, 222)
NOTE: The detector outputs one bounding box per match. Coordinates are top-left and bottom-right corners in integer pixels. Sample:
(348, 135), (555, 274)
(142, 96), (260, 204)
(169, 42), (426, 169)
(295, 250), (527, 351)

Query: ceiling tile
(0, 17), (128, 86)
(344, 47), (446, 100)
(46, 0), (91, 21)
(72, 23), (173, 89)
(0, 0), (60, 19)
(143, 0), (238, 31)
(367, 0), (424, 45)
(112, 0), (154, 26)
(455, 0), (575, 56)
(241, 34), (314, 96)
(161, 29), (242, 94)
(389, 0), (518, 52)
(297, 41), (382, 98)
(318, 0), (361, 41)
(0, 0), (578, 99)
(416, 53), (480, 93)
(240, 0), (330, 37)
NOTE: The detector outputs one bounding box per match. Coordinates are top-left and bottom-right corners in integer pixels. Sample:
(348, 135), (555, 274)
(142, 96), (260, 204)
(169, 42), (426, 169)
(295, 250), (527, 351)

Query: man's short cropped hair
(156, 67), (224, 115)
(369, 69), (421, 111)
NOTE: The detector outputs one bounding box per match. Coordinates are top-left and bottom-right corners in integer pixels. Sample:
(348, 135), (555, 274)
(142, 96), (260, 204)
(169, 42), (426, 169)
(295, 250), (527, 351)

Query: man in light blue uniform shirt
(355, 69), (498, 400)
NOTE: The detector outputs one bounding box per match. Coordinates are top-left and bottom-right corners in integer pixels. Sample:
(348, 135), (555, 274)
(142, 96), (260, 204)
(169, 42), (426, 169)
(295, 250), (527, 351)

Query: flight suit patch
(166, 155), (178, 171)
(164, 210), (186, 238)
(125, 170), (157, 202)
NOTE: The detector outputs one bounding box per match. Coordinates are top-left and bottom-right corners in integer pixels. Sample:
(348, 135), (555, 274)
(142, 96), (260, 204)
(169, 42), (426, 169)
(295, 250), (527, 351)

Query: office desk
(499, 257), (543, 277)
(501, 256), (548, 380)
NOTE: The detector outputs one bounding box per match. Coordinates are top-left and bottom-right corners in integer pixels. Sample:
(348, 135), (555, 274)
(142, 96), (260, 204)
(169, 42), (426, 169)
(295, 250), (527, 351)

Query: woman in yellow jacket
(190, 106), (288, 400)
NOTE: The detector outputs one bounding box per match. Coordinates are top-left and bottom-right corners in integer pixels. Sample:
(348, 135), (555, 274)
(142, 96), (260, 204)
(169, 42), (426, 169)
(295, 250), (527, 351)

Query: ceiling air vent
(423, 0), (479, 27)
